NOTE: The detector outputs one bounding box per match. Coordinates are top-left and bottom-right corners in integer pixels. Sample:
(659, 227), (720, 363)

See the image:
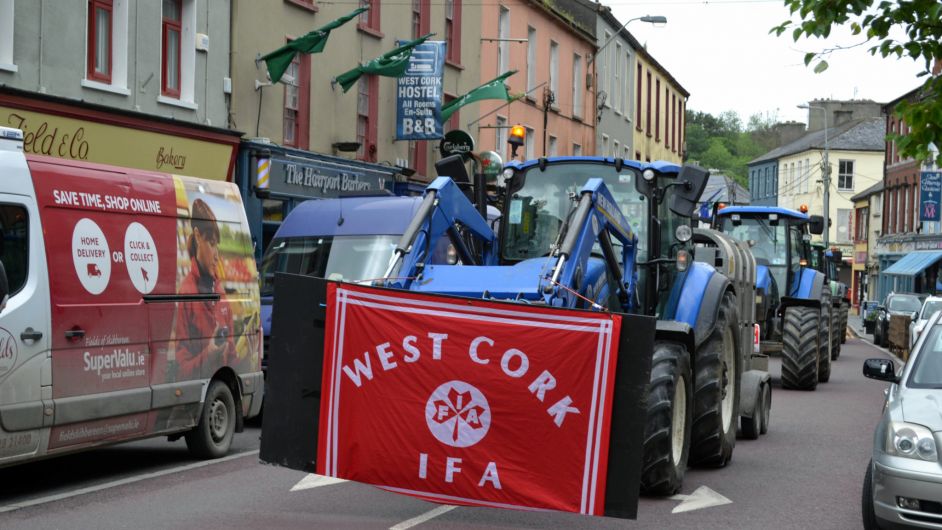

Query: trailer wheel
(185, 380), (236, 459)
(781, 306), (819, 390)
(740, 403), (761, 440)
(819, 293), (832, 383)
(690, 291), (741, 467)
(641, 341), (693, 496)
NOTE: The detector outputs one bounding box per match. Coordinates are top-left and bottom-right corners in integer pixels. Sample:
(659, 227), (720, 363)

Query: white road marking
(0, 449), (260, 514)
(669, 485), (732, 513)
(389, 505), (457, 530)
(290, 473), (347, 491)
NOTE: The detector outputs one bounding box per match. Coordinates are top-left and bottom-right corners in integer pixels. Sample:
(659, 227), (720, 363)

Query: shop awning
(882, 250), (942, 276)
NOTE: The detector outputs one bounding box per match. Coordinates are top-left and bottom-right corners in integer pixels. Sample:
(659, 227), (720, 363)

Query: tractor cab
(499, 157), (705, 315)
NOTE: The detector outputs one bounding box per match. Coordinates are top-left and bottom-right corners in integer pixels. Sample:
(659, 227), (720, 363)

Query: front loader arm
(384, 177), (497, 289)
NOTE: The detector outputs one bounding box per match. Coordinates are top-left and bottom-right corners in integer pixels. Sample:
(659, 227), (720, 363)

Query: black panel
(259, 273), (327, 472)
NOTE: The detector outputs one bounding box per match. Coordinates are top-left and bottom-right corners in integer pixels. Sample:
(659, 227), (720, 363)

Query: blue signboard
(396, 40), (445, 141)
(920, 170), (942, 222)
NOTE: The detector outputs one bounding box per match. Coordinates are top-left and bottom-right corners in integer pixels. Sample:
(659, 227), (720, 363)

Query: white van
(0, 127), (262, 466)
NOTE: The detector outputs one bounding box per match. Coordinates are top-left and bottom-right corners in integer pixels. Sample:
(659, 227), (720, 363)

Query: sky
(610, 0), (927, 127)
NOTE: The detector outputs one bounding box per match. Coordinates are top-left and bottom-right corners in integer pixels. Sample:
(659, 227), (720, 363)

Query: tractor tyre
(690, 291), (741, 467)
(641, 341), (693, 496)
(819, 294), (832, 383)
(829, 303), (842, 362)
(781, 306), (820, 390)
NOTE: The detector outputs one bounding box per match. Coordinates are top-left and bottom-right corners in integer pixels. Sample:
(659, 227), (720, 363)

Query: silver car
(911, 297), (942, 348)
(863, 310), (942, 529)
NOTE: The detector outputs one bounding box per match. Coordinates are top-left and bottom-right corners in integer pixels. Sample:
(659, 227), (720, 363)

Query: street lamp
(798, 103), (830, 247)
(588, 15), (667, 65)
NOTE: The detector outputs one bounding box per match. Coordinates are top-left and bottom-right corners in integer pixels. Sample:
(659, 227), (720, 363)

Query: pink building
(474, 0), (596, 162)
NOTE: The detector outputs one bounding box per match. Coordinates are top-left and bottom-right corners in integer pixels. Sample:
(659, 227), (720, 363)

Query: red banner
(317, 283), (622, 515)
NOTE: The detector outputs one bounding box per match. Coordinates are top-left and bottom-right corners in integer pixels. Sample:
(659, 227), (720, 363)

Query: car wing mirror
(863, 358), (898, 383)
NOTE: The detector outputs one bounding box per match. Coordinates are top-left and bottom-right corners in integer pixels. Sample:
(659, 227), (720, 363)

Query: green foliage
(772, 0), (942, 165)
(684, 110), (775, 187)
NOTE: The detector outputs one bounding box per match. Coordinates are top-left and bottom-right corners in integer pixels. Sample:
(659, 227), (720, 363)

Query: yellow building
(631, 50), (687, 163)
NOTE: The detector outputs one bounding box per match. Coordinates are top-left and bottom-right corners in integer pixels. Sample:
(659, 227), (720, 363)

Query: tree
(772, 1), (942, 164)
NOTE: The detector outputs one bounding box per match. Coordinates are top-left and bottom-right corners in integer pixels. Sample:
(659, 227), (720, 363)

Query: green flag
(440, 71), (518, 122)
(334, 33), (435, 93)
(260, 7), (368, 84)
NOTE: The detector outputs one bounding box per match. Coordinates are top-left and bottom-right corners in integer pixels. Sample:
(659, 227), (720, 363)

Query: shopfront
(0, 89), (240, 181)
(236, 140), (417, 259)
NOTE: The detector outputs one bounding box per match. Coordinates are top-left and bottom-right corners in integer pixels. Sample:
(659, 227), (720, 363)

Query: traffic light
(508, 124), (525, 158)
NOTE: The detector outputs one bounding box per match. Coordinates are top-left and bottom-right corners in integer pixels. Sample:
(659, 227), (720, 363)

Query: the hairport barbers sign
(266, 156), (395, 199)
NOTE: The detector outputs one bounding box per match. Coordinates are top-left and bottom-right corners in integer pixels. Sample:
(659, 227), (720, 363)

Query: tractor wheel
(690, 291), (741, 467)
(819, 295), (832, 383)
(781, 306), (820, 390)
(829, 304), (842, 362)
(641, 341), (693, 496)
(839, 302), (849, 346)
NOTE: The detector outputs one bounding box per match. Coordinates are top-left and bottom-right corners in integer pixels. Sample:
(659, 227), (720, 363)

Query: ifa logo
(425, 381), (491, 448)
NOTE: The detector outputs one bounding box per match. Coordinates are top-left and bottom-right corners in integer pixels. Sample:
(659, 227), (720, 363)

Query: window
(572, 143), (581, 156)
(413, 0), (430, 37)
(526, 27), (536, 91)
(665, 87), (670, 150)
(764, 167), (770, 198)
(0, 0), (14, 71)
(524, 126), (535, 160)
(613, 140), (620, 158)
(496, 116), (508, 160)
(157, 0), (194, 106)
(613, 42), (622, 114)
(635, 151), (641, 160)
(838, 159), (854, 191)
(548, 135), (558, 157)
(601, 32), (611, 107)
(635, 63), (642, 130)
(497, 7), (509, 75)
(609, 38), (617, 108)
(645, 71), (652, 136)
(855, 207), (869, 241)
(601, 134), (609, 157)
(356, 75), (378, 162)
(572, 54), (583, 119)
(444, 0), (460, 64)
(358, 0), (381, 34)
(0, 204), (28, 296)
(162, 0), (182, 97)
(87, 0), (113, 83)
(655, 79), (661, 141)
(804, 158), (810, 193)
(549, 41), (558, 106)
(283, 47), (310, 148)
(624, 146), (630, 160)
(671, 94), (677, 152)
(623, 52), (630, 122)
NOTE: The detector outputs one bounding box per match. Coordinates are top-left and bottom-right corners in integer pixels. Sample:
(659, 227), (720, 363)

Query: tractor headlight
(675, 224), (692, 243)
(642, 169), (655, 182)
(498, 168), (514, 188)
(886, 421), (938, 461)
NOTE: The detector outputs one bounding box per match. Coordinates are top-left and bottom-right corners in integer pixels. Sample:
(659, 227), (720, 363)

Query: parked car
(874, 293), (925, 347)
(910, 296), (942, 348)
(862, 310), (942, 529)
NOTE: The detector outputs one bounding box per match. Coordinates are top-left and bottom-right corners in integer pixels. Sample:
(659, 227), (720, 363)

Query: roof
(699, 174), (750, 204)
(748, 117), (886, 165)
(275, 196), (425, 238)
(715, 205), (809, 220)
(850, 181), (885, 201)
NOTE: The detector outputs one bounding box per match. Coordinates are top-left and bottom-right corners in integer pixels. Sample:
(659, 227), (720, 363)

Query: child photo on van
(173, 198), (236, 380)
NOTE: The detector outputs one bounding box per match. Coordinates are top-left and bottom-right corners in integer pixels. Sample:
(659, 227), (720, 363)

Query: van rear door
(0, 146), (51, 463)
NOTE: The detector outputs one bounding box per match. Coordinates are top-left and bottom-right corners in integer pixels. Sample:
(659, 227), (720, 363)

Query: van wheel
(186, 380), (236, 459)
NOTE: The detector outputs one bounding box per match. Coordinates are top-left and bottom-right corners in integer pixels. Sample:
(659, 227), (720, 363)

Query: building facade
(747, 158), (779, 206)
(0, 0), (241, 181)
(851, 182), (883, 311)
(630, 44), (686, 163)
(474, 0), (596, 162)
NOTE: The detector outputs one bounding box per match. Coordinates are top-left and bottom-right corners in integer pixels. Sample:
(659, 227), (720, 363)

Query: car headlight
(886, 421), (938, 461)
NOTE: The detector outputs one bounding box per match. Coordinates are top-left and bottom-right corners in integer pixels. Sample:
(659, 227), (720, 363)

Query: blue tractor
(713, 206), (833, 390)
(381, 156), (769, 495)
